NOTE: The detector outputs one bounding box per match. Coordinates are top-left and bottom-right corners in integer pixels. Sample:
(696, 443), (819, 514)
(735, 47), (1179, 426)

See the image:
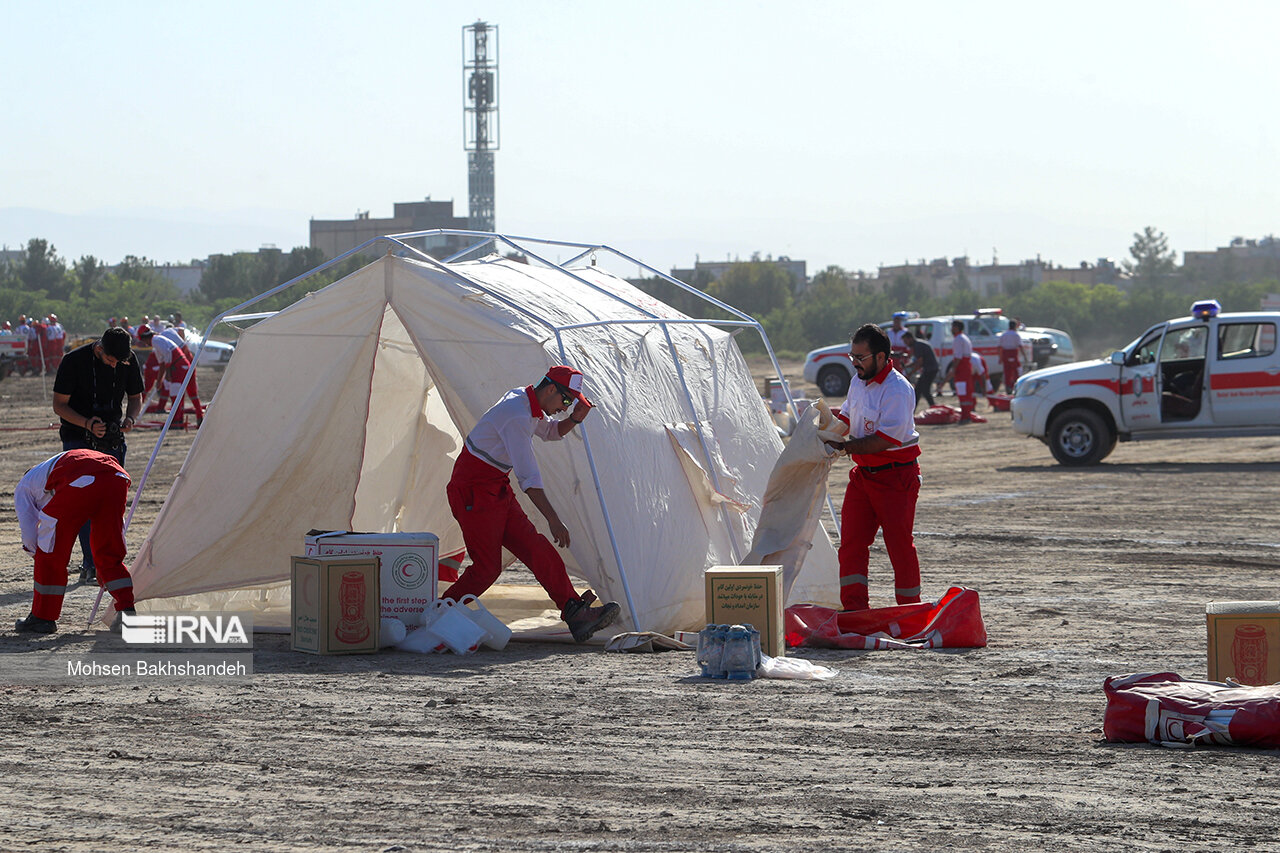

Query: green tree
(1123, 226), (1178, 292)
(708, 262), (795, 317)
(886, 273), (925, 308)
(73, 255), (105, 300)
(19, 238), (70, 300)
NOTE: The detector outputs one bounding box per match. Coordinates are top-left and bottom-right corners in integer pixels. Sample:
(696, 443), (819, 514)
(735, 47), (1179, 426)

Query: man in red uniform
(13, 449), (136, 633)
(830, 324), (923, 611)
(998, 320), (1025, 393)
(137, 326), (204, 425)
(442, 366), (621, 642)
(948, 319), (976, 423)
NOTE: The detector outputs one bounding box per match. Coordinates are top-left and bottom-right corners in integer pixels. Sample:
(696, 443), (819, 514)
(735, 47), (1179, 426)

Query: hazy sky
(4, 0), (1276, 276)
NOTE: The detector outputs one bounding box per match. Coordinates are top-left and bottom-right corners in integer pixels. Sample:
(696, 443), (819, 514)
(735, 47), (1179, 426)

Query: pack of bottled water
(696, 623), (762, 680)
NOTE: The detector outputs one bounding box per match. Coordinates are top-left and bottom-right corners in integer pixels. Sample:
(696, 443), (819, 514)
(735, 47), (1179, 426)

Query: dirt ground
(2, 357), (1279, 852)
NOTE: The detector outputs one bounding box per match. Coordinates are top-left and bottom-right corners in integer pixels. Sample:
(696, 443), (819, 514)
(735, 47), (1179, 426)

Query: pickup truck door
(1208, 319), (1280, 426)
(1118, 325), (1164, 430)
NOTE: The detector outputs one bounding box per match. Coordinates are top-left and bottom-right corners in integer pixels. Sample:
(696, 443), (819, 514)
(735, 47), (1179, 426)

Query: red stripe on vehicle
(1210, 371), (1280, 390)
(1069, 378), (1122, 394)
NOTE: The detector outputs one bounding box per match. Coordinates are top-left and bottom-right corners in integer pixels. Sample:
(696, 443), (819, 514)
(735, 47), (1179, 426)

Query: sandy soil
(2, 359), (1279, 852)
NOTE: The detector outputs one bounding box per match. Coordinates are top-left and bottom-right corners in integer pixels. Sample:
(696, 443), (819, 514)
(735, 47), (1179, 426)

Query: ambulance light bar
(974, 308), (1003, 316)
(1191, 299), (1221, 320)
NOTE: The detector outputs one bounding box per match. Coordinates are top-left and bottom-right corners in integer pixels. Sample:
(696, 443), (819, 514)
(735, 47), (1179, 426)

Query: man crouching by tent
(441, 366), (621, 642)
(13, 449), (136, 634)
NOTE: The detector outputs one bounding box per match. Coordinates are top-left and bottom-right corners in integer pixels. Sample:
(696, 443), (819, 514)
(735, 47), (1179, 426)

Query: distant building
(670, 256), (808, 292)
(875, 255), (1121, 299)
(309, 199), (474, 261)
(155, 262), (205, 296)
(1183, 236), (1280, 284)
(1038, 258), (1122, 287)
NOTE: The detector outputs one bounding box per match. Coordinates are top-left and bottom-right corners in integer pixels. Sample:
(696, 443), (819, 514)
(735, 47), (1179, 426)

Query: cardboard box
(303, 530), (439, 625)
(1207, 600), (1280, 685)
(705, 566), (784, 656)
(292, 555), (381, 655)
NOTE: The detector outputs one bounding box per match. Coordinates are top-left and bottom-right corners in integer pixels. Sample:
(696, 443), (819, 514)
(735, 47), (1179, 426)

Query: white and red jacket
(15, 451), (130, 555)
(837, 359), (921, 469)
(463, 386), (566, 491)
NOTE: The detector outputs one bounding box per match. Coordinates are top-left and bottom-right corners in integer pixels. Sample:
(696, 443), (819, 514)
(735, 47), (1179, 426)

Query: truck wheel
(1047, 408), (1113, 466)
(816, 364), (851, 397)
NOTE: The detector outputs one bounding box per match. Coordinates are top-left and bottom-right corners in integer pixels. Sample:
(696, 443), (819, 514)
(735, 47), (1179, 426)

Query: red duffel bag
(913, 405), (987, 425)
(1103, 671), (1280, 748)
(785, 586), (987, 650)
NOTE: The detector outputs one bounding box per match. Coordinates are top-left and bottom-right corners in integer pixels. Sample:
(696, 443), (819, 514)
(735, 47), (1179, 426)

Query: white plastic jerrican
(396, 625), (446, 654)
(422, 599), (485, 655)
(379, 617), (407, 648)
(458, 594), (512, 651)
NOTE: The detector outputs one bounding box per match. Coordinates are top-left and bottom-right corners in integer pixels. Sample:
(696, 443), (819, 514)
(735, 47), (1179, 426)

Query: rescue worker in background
(52, 327), (143, 582)
(137, 325), (205, 426)
(827, 324), (923, 611)
(26, 314), (46, 375)
(14, 315), (32, 374)
(887, 312), (911, 363)
(947, 319), (976, 423)
(441, 366), (621, 642)
(44, 313), (65, 372)
(999, 320), (1025, 393)
(901, 331), (938, 410)
(13, 449), (137, 634)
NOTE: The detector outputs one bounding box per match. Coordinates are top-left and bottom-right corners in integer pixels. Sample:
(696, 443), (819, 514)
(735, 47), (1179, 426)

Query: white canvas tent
(123, 232), (839, 634)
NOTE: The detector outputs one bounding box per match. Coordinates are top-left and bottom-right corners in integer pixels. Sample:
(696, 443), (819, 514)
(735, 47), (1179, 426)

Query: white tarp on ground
(126, 253), (840, 633)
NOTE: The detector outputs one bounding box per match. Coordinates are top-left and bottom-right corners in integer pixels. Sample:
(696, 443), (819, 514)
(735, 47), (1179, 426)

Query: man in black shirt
(902, 331), (939, 410)
(51, 327), (143, 581)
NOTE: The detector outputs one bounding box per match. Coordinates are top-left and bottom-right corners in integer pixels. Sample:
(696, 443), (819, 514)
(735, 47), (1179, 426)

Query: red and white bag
(785, 586), (987, 650)
(1103, 672), (1280, 748)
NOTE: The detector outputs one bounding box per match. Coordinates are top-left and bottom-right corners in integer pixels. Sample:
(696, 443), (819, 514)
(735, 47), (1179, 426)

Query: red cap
(545, 365), (591, 407)
(137, 324), (152, 338)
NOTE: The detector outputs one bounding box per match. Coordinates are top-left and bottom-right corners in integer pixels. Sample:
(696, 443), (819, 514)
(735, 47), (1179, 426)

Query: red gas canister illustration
(1230, 624), (1268, 685)
(336, 570), (371, 644)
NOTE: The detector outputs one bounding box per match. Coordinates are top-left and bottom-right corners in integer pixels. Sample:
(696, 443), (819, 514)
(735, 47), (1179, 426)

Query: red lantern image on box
(336, 570), (371, 644)
(1231, 624), (1268, 685)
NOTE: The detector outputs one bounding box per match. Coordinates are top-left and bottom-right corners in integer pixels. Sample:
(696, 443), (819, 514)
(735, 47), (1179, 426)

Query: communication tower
(463, 21), (498, 232)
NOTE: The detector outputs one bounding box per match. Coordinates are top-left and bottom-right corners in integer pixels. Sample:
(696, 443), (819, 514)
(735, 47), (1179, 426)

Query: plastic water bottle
(743, 623), (763, 670)
(697, 624), (727, 678)
(722, 624), (756, 680)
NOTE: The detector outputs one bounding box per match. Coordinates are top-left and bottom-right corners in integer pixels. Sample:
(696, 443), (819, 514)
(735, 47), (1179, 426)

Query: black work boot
(561, 591), (621, 643)
(15, 614), (57, 634)
(79, 562), (96, 583)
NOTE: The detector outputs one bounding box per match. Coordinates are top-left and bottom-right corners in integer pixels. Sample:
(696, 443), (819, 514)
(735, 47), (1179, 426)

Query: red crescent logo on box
(863, 418), (875, 434)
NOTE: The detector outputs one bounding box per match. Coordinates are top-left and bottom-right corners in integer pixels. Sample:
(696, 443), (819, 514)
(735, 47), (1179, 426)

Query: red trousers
(954, 357), (975, 421)
(1000, 352), (1020, 392)
(441, 449), (577, 612)
(31, 450), (135, 620)
(838, 464), (922, 611)
(143, 352), (204, 419)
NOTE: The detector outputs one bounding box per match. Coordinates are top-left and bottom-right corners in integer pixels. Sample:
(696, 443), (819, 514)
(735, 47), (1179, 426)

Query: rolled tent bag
(785, 586), (987, 650)
(1103, 672), (1280, 748)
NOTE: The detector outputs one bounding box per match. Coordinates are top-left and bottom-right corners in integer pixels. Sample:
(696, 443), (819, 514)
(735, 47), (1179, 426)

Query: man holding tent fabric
(442, 365), (621, 642)
(828, 324), (923, 612)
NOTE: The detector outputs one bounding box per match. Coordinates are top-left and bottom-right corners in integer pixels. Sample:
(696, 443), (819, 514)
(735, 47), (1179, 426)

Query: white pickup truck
(1010, 301), (1280, 464)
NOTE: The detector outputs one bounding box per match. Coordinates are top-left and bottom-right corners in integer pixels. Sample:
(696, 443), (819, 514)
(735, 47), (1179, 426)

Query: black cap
(101, 327), (134, 363)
